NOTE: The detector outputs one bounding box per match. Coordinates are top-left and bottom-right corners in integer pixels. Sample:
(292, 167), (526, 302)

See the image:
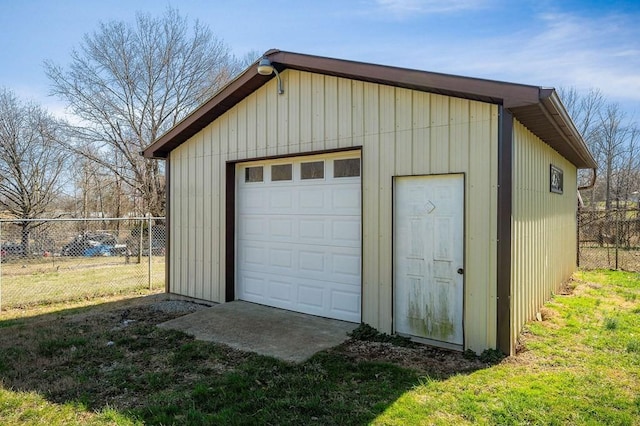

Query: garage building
(143, 50), (596, 355)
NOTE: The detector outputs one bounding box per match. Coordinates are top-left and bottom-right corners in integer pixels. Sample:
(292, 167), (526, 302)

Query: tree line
(561, 88), (639, 210)
(0, 8), (257, 251)
(0, 8), (638, 253)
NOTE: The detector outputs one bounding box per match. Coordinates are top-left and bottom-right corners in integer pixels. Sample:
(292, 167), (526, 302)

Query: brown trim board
(225, 163), (236, 302)
(164, 157), (171, 294)
(496, 106), (513, 355)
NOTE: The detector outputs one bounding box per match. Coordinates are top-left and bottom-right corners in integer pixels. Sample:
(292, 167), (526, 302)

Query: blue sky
(1, 0), (639, 117)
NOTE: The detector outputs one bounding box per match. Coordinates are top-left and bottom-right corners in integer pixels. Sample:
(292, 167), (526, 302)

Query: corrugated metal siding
(511, 120), (578, 348)
(168, 70), (499, 352)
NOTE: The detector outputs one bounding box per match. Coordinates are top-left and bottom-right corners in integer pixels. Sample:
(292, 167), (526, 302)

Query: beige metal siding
(168, 70), (499, 352)
(511, 120), (578, 348)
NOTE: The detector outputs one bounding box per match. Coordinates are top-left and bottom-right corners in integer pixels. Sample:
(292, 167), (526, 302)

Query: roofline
(142, 49), (596, 169)
(543, 90), (597, 169)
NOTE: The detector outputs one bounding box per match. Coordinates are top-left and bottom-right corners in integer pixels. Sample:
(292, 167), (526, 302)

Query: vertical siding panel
(181, 142), (190, 296)
(362, 82), (380, 329)
(234, 101), (247, 161)
(299, 72), (313, 152)
(216, 119), (226, 302)
(412, 92), (430, 175)
(226, 109), (238, 162)
(170, 149), (181, 295)
(324, 76), (339, 150)
(246, 94), (257, 159)
(312, 73), (325, 150)
(487, 104), (499, 348)
(512, 129), (522, 343)
(287, 70), (301, 153)
(338, 77), (353, 148)
(277, 71), (289, 155)
(449, 98), (469, 172)
(194, 129), (204, 299)
(394, 88), (413, 176)
(202, 123), (213, 302)
(378, 85), (395, 333)
(187, 139), (197, 297)
(256, 86), (268, 158)
(430, 94), (449, 173)
(351, 81), (365, 147)
(265, 79), (278, 157)
(178, 144), (187, 296)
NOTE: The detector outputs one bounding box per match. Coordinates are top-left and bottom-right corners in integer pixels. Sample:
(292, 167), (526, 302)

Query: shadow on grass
(0, 296), (494, 425)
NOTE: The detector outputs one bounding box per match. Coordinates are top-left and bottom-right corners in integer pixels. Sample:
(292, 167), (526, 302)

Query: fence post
(138, 219), (143, 264)
(577, 207), (581, 268)
(148, 214), (152, 290)
(615, 198), (620, 270)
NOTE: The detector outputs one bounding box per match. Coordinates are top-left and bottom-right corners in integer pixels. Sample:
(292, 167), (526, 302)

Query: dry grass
(0, 256), (165, 309)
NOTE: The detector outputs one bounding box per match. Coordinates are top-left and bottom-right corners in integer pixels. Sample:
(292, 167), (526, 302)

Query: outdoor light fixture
(257, 57), (284, 95)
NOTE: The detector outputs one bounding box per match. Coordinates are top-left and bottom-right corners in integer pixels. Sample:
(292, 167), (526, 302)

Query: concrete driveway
(158, 301), (358, 363)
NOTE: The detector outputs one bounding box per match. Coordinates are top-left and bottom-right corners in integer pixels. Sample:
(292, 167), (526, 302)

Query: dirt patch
(329, 339), (491, 377)
(557, 279), (577, 295)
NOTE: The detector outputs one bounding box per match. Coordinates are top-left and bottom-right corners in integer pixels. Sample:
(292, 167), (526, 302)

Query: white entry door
(393, 174), (464, 346)
(236, 152), (361, 322)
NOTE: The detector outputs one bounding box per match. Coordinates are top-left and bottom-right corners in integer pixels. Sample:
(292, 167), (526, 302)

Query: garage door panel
(329, 289), (360, 315)
(268, 279), (294, 303)
(299, 189), (326, 210)
(298, 284), (325, 309)
(299, 250), (326, 272)
(332, 186), (361, 211)
(299, 218), (326, 241)
(269, 188), (294, 209)
(242, 274), (266, 297)
(269, 218), (294, 240)
(240, 188), (266, 209)
(331, 219), (361, 245)
(237, 152), (361, 323)
(331, 252), (361, 278)
(240, 216), (267, 238)
(269, 247), (294, 269)
(240, 243), (266, 267)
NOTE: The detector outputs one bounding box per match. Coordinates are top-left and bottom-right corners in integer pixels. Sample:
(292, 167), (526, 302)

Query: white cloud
(399, 11), (640, 110)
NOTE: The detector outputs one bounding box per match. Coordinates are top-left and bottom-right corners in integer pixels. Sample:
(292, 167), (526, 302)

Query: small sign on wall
(550, 164), (563, 194)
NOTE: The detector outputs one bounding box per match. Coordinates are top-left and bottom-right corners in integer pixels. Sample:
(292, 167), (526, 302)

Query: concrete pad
(158, 301), (358, 363)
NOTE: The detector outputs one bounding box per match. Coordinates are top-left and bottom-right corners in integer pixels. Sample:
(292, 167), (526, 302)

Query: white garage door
(236, 152), (361, 322)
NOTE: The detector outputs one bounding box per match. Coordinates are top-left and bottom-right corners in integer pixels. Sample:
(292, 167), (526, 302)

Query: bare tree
(0, 88), (68, 254)
(594, 103), (637, 210)
(559, 87), (605, 193)
(560, 87), (605, 146)
(45, 8), (240, 217)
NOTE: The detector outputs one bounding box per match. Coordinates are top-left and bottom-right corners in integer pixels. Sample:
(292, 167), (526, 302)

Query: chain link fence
(578, 206), (640, 271)
(0, 217), (165, 311)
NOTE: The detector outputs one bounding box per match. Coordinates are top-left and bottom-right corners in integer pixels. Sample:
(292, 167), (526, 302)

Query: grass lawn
(0, 256), (165, 309)
(0, 270), (639, 425)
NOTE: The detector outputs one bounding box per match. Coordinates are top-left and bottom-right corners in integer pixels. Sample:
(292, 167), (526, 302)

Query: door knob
(457, 268), (464, 275)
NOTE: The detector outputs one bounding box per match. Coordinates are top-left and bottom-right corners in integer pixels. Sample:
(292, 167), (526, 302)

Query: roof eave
(509, 89), (597, 169)
(143, 50), (597, 170)
(142, 58), (272, 159)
